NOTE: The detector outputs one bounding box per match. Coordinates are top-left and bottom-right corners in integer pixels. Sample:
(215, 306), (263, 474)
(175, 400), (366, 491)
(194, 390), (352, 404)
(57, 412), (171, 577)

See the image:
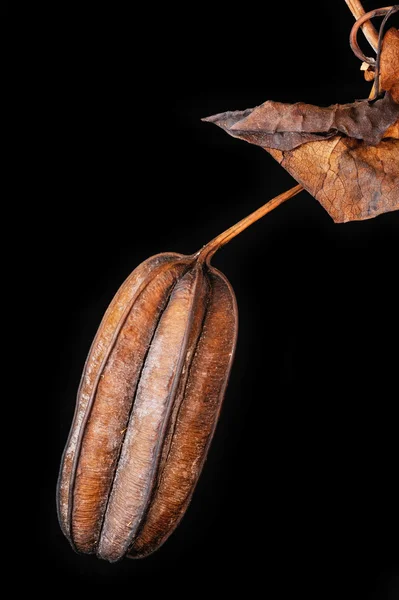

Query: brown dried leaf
(380, 28), (399, 103)
(267, 136), (399, 223)
(204, 93), (399, 223)
(384, 118), (399, 139)
(203, 93), (399, 151)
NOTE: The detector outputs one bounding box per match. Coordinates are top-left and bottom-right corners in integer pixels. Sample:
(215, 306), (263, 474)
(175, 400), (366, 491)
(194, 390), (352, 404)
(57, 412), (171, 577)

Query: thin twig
(198, 184), (304, 262)
(345, 0), (380, 51)
(349, 6), (394, 64)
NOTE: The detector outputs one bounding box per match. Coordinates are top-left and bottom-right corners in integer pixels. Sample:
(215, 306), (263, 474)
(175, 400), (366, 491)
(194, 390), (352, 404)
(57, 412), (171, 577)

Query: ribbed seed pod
(57, 250), (238, 561)
(57, 185), (302, 561)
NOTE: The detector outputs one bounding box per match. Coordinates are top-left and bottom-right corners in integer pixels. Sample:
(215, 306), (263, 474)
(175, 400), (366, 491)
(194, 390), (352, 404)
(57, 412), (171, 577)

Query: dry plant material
(58, 4), (398, 563)
(345, 0), (380, 50)
(57, 188), (302, 560)
(204, 14), (399, 223)
(380, 27), (399, 101)
(58, 252), (238, 561)
(266, 135), (398, 222)
(203, 93), (398, 150)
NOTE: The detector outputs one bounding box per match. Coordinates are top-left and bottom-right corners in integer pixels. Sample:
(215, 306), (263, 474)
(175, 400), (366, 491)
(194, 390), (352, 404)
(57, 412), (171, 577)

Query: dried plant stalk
(345, 0), (380, 50)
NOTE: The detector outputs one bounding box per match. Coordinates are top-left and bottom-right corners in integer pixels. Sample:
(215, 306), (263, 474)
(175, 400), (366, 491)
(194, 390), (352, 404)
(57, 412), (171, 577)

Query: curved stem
(349, 7), (394, 65)
(345, 0), (380, 51)
(198, 184), (303, 264)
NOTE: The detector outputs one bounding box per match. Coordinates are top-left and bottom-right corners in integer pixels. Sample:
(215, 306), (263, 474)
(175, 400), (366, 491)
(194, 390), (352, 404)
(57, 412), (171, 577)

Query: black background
(19, 0), (399, 597)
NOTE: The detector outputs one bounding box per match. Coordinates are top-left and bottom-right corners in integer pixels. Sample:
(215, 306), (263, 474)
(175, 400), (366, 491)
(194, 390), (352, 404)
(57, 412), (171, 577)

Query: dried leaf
(267, 136), (399, 223)
(384, 119), (399, 139)
(203, 93), (399, 151)
(204, 93), (399, 223)
(380, 28), (399, 103)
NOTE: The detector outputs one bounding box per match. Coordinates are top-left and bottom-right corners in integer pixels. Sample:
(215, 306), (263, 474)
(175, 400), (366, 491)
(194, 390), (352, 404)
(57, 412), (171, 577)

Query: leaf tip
(201, 114), (220, 124)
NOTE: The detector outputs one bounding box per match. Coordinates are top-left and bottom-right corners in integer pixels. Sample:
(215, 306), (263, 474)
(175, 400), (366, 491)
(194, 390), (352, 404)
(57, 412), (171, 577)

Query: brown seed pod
(57, 185), (302, 561)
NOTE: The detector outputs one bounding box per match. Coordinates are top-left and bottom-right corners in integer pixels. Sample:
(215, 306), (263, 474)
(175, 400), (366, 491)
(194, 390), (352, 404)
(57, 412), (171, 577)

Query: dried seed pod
(57, 185), (302, 561)
(57, 249), (237, 561)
